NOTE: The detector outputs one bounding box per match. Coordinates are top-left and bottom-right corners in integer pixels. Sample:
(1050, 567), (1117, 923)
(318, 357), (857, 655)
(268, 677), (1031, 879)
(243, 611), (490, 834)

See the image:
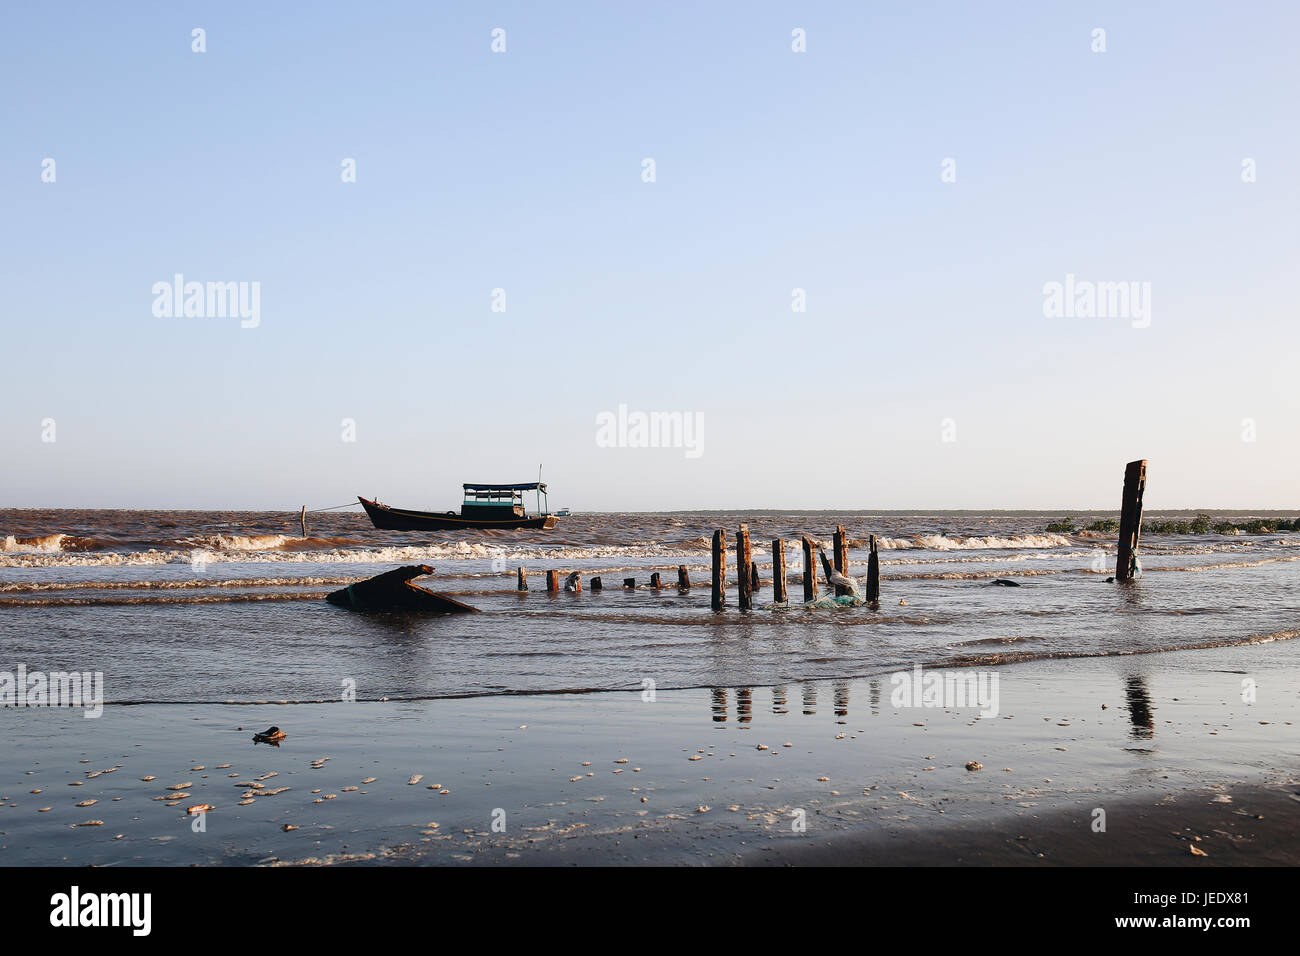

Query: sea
(2, 508), (1297, 704)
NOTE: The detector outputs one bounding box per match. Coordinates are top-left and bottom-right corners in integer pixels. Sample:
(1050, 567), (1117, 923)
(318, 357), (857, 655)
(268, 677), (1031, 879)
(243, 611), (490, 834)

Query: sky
(2, 1), (1297, 511)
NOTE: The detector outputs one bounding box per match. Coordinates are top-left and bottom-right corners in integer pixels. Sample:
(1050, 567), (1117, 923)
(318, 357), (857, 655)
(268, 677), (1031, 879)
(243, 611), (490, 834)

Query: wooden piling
(832, 525), (849, 596)
(677, 565), (690, 589)
(546, 570), (559, 592)
(517, 566), (528, 591)
(591, 576), (602, 590)
(300, 505), (307, 539)
(711, 529), (727, 610)
(1116, 459), (1148, 581)
(568, 573), (582, 592)
(650, 572), (661, 589)
(818, 546), (836, 588)
(772, 539), (788, 603)
(623, 577), (636, 589)
(865, 535), (880, 603)
(801, 536), (817, 603)
(736, 525), (753, 610)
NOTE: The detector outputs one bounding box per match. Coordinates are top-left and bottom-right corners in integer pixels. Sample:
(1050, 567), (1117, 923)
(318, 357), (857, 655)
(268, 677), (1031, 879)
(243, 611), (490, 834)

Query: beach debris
(191, 765), (205, 771)
(216, 764), (232, 769)
(756, 744), (769, 751)
(1189, 844), (1208, 857)
(817, 777), (830, 782)
(439, 790), (450, 795)
(361, 777), (376, 784)
(614, 758), (629, 764)
(30, 789), (41, 794)
(73, 820), (104, 827)
(696, 805), (711, 813)
(408, 775), (423, 786)
(187, 804), (214, 815)
(75, 800), (97, 808)
(282, 824), (299, 832)
(966, 761), (983, 771)
(253, 727), (286, 744)
(68, 781), (84, 787)
(326, 564), (480, 613)
(990, 579), (1021, 587)
(38, 807), (51, 812)
(341, 786), (358, 792)
(255, 772), (277, 781)
(167, 782), (193, 791)
(239, 799), (255, 806)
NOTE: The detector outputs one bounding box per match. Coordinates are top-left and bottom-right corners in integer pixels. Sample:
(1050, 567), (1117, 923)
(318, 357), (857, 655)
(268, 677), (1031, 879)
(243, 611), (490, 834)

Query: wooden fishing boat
(358, 481), (559, 532)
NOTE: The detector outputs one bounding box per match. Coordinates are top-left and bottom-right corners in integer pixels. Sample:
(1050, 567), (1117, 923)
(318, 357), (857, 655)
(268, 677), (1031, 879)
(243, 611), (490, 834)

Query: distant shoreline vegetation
(1044, 515), (1300, 535)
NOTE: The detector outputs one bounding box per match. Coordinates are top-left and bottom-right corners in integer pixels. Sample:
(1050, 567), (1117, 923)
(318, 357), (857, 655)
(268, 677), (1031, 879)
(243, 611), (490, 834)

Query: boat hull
(358, 497), (559, 531)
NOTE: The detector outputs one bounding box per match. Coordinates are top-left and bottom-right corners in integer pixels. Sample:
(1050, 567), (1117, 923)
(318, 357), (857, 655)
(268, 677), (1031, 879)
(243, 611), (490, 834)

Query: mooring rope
(304, 502), (363, 513)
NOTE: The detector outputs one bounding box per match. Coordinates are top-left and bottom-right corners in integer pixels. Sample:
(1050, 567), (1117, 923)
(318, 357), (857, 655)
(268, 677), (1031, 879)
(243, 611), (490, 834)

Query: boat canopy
(463, 482), (546, 493)
(461, 481), (550, 514)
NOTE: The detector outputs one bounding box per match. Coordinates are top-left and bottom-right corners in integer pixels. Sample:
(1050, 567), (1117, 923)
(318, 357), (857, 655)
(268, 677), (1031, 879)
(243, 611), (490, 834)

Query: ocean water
(1, 509), (1297, 703)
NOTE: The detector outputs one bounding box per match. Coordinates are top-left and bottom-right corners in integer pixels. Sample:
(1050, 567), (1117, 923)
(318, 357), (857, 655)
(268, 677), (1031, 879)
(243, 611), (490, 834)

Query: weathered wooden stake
(750, 561), (759, 593)
(650, 572), (662, 589)
(1116, 459), (1148, 581)
(772, 538), (788, 603)
(801, 536), (817, 602)
(865, 535), (880, 603)
(832, 525), (849, 597)
(546, 570), (559, 592)
(818, 546), (836, 587)
(568, 573), (582, 592)
(517, 566), (528, 591)
(736, 525), (753, 610)
(711, 529), (727, 610)
(623, 577), (636, 589)
(677, 565), (690, 589)
(300, 505), (307, 539)
(591, 576), (602, 590)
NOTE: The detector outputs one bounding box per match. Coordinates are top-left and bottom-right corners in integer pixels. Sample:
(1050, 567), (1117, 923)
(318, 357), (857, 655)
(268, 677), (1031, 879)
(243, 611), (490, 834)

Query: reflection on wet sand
(1124, 674), (1156, 740)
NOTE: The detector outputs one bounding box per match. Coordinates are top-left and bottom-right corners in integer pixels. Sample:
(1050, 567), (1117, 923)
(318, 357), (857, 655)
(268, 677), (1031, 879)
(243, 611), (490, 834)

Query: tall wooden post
(650, 572), (661, 589)
(677, 565), (690, 589)
(801, 536), (817, 603)
(772, 539), (788, 603)
(736, 525), (752, 610)
(750, 561), (759, 593)
(832, 525), (849, 597)
(624, 577), (636, 589)
(711, 529), (727, 610)
(546, 570), (559, 592)
(590, 576), (602, 590)
(517, 567), (528, 591)
(865, 535), (880, 603)
(300, 506), (307, 539)
(1116, 459), (1148, 581)
(818, 547), (836, 588)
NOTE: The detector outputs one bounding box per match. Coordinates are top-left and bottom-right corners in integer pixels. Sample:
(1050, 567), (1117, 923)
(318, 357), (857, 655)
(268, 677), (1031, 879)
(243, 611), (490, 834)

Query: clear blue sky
(3, 1), (1296, 511)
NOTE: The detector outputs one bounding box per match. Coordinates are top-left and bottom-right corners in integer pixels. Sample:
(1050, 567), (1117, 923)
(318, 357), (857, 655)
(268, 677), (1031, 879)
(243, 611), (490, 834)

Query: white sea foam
(2, 533), (68, 554)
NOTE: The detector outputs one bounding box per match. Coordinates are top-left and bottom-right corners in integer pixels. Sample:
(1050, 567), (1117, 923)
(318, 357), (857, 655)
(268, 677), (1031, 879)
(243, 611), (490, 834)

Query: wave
(2, 533), (68, 553)
(884, 533), (1075, 551)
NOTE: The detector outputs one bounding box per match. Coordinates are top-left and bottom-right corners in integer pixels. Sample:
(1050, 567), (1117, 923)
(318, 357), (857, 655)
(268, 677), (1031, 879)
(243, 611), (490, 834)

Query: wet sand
(1, 640), (1296, 866)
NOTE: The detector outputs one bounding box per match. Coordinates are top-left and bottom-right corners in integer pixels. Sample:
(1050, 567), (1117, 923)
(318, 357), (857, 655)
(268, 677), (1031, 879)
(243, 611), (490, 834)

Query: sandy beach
(3, 639), (1295, 867)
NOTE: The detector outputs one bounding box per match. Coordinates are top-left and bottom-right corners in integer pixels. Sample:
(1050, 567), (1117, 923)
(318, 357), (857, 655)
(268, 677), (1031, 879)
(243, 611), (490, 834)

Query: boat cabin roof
(462, 481), (547, 503)
(463, 482), (546, 493)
